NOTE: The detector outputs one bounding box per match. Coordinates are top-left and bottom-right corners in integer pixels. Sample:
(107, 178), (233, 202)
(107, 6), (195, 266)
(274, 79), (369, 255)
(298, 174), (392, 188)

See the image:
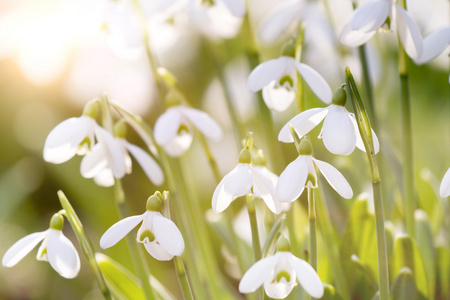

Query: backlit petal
(224, 164), (253, 197)
(247, 58), (286, 92)
(239, 255), (278, 293)
(295, 63), (332, 104)
(396, 5), (423, 60)
(162, 131), (193, 157)
(154, 107), (183, 145)
(2, 231), (47, 267)
(322, 106), (356, 155)
(95, 126), (126, 178)
(415, 27), (450, 64)
(221, 0), (246, 17)
(212, 174), (236, 213)
(313, 158), (353, 199)
(94, 168), (115, 187)
(252, 167), (278, 213)
(153, 212), (184, 256)
(145, 243), (174, 261)
(351, 0), (390, 32)
(182, 107), (223, 141)
(80, 144), (108, 178)
(440, 168), (450, 198)
(47, 229), (80, 279)
(276, 157), (308, 202)
(340, 12), (377, 47)
(125, 142), (164, 186)
(100, 214), (145, 249)
(350, 114), (380, 154)
(289, 255), (324, 298)
(262, 82), (296, 112)
(264, 281), (295, 299)
(278, 108), (328, 143)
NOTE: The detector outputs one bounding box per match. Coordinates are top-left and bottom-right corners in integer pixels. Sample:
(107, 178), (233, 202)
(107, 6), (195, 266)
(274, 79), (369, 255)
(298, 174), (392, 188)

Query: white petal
(396, 5), (423, 60)
(247, 58), (287, 92)
(153, 212), (184, 256)
(95, 126), (126, 178)
(350, 114), (380, 154)
(144, 243), (173, 261)
(182, 107), (223, 141)
(257, 1), (303, 44)
(154, 107), (182, 145)
(313, 158), (353, 199)
(440, 168), (450, 198)
(125, 142), (164, 186)
(80, 144), (108, 178)
(224, 164), (253, 197)
(47, 229), (80, 279)
(322, 106), (356, 155)
(221, 0), (245, 17)
(252, 167), (278, 213)
(295, 63), (332, 104)
(162, 131), (193, 157)
(278, 108), (328, 143)
(239, 255), (278, 293)
(212, 174), (236, 213)
(415, 27), (450, 64)
(340, 13), (377, 48)
(264, 281), (295, 299)
(276, 157), (308, 202)
(262, 82), (296, 112)
(93, 168), (115, 187)
(351, 0), (391, 32)
(2, 231), (47, 267)
(100, 214), (145, 249)
(289, 254), (324, 298)
(43, 117), (94, 164)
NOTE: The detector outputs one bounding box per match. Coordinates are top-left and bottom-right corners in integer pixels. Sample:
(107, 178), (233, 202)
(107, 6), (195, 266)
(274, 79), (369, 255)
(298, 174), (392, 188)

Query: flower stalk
(308, 186), (317, 272)
(345, 67), (390, 300)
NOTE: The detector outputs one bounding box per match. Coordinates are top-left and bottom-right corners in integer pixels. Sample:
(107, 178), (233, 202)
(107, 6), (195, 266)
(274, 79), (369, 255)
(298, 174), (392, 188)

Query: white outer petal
(239, 255), (278, 293)
(93, 168), (115, 187)
(144, 243), (174, 261)
(47, 229), (81, 279)
(125, 141), (164, 186)
(322, 105), (356, 155)
(162, 130), (193, 157)
(396, 5), (423, 60)
(80, 143), (108, 178)
(182, 107), (223, 141)
(252, 167), (278, 213)
(100, 214), (145, 249)
(2, 231), (47, 267)
(224, 164), (253, 197)
(276, 156), (308, 202)
(415, 27), (450, 64)
(440, 168), (450, 198)
(340, 12), (377, 47)
(95, 126), (126, 178)
(221, 0), (246, 17)
(351, 0), (391, 32)
(152, 212), (184, 256)
(43, 116), (94, 164)
(289, 254), (324, 298)
(295, 62), (332, 104)
(212, 174), (236, 213)
(278, 108), (329, 143)
(313, 158), (353, 199)
(154, 107), (183, 145)
(247, 58), (287, 92)
(262, 81), (296, 112)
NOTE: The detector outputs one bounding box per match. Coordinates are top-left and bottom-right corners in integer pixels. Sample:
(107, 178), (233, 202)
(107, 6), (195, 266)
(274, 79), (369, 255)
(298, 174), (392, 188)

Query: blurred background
(0, 0), (448, 299)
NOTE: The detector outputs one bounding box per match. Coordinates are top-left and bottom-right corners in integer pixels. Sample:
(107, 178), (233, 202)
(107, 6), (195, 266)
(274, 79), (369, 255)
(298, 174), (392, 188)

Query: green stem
(195, 128), (222, 183)
(308, 187), (317, 272)
(57, 191), (112, 300)
(295, 23), (306, 113)
(174, 257), (194, 300)
(358, 44), (377, 127)
(113, 180), (156, 300)
(286, 202), (301, 258)
(246, 193), (263, 300)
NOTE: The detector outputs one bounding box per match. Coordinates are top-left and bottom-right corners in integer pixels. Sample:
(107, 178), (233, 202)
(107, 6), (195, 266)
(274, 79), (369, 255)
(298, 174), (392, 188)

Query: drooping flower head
(100, 191), (184, 261)
(277, 134), (353, 203)
(239, 237), (324, 299)
(278, 84), (380, 156)
(2, 213), (81, 279)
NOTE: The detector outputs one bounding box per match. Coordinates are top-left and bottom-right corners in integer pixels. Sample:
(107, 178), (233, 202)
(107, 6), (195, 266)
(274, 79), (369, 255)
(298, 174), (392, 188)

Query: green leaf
(436, 247), (450, 298)
(322, 283), (343, 300)
(390, 267), (418, 300)
(393, 235), (429, 299)
(414, 210), (435, 298)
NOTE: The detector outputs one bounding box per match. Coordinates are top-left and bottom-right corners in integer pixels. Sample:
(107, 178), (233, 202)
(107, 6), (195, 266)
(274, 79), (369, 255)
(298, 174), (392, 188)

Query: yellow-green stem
(113, 180), (156, 300)
(308, 187), (317, 272)
(174, 257), (194, 300)
(246, 194), (263, 300)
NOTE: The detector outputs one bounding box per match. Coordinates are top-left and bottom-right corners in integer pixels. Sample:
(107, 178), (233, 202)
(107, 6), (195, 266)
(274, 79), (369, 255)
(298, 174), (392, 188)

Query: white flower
(80, 134), (164, 187)
(100, 210), (184, 261)
(277, 153), (353, 203)
(247, 56), (332, 112)
(211, 162), (279, 214)
(340, 0), (450, 63)
(154, 105), (223, 157)
(278, 86), (380, 156)
(440, 168), (450, 198)
(239, 251), (324, 299)
(2, 215), (80, 279)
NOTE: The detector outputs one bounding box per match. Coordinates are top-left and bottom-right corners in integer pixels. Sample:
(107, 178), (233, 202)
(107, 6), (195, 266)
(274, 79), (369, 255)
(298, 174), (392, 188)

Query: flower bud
(49, 213), (64, 231)
(331, 84), (347, 106)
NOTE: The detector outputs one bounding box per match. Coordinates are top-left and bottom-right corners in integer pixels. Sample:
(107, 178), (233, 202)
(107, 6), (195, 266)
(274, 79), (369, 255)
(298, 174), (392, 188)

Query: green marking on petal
(77, 137), (91, 154)
(178, 124), (189, 134)
(139, 230), (155, 243)
(276, 270), (291, 283)
(306, 173), (316, 187)
(279, 75), (294, 88)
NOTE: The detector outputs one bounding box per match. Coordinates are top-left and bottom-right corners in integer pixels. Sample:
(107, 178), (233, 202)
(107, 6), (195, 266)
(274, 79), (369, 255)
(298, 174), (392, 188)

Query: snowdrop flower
(440, 168), (450, 198)
(340, 0), (450, 63)
(278, 85), (380, 156)
(239, 237), (324, 299)
(247, 55), (332, 112)
(2, 213), (80, 279)
(81, 121), (164, 187)
(154, 92), (223, 156)
(277, 137), (353, 203)
(212, 146), (279, 214)
(100, 193), (184, 261)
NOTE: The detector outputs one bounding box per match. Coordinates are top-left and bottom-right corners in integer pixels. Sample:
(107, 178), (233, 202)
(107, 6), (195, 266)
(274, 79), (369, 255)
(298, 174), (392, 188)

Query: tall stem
(308, 187), (317, 272)
(174, 256), (194, 300)
(113, 180), (155, 300)
(246, 193), (263, 300)
(358, 45), (376, 127)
